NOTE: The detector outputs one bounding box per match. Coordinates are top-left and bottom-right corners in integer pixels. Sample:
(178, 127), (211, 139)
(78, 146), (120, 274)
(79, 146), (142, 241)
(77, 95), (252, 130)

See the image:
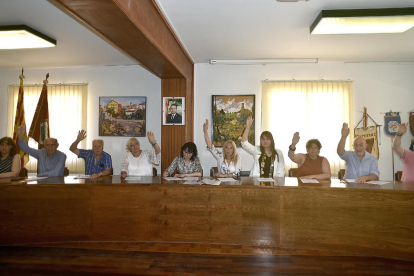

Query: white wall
(0, 65), (161, 174)
(194, 63), (414, 180)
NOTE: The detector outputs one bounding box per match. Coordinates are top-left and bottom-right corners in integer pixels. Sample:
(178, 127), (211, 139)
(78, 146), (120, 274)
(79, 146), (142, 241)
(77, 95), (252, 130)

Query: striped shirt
(0, 156), (13, 173)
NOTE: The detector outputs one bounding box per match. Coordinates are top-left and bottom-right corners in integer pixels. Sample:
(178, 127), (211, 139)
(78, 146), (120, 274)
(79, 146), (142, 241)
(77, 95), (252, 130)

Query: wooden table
(1, 176), (413, 261)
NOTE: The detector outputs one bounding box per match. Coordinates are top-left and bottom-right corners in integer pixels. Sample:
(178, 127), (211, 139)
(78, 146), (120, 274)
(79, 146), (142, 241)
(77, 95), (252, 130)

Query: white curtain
(7, 84), (88, 174)
(262, 81), (354, 176)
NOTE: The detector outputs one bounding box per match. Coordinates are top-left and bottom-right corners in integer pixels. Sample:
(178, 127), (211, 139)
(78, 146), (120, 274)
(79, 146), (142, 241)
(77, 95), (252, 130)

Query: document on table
(25, 177), (48, 183)
(183, 177), (199, 180)
(257, 178), (274, 182)
(217, 178), (237, 182)
(125, 176), (141, 180)
(345, 179), (356, 183)
(300, 178), (319, 183)
(74, 174), (90, 179)
(366, 181), (390, 185)
(163, 177), (182, 181)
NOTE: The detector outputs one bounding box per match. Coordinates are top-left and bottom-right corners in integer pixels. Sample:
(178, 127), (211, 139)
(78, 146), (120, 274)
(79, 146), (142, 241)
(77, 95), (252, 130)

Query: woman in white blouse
(241, 116), (285, 177)
(120, 132), (160, 178)
(203, 119), (241, 178)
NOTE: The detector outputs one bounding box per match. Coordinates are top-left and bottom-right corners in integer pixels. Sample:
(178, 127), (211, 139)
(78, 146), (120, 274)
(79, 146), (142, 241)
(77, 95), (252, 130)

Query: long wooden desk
(1, 176), (413, 261)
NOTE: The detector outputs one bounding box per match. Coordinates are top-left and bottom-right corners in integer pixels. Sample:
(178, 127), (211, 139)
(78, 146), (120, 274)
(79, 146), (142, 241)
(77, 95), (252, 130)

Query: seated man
(337, 123), (379, 183)
(70, 130), (112, 179)
(392, 122), (414, 181)
(17, 125), (66, 177)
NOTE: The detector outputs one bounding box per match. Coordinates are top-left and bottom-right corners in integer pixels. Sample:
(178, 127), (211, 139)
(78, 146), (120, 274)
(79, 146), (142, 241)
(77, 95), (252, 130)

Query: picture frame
(99, 96), (146, 137)
(163, 97), (185, 125)
(212, 95), (255, 147)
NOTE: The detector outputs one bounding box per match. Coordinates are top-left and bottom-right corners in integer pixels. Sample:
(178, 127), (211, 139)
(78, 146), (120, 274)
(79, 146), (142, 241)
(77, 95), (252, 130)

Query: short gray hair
(92, 139), (104, 147)
(126, 138), (139, 152)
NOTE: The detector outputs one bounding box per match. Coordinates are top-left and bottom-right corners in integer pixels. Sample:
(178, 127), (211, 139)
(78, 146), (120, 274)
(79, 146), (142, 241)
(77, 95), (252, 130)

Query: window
(262, 81), (354, 175)
(7, 84), (88, 174)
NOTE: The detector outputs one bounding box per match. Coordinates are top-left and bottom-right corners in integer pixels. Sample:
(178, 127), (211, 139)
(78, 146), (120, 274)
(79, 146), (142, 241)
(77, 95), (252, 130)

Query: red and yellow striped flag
(12, 70), (30, 166)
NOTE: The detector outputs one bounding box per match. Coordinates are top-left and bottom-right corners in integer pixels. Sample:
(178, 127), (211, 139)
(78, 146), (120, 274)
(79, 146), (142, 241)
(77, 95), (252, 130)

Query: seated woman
(288, 132), (331, 179)
(203, 119), (241, 178)
(120, 132), (160, 178)
(0, 137), (21, 178)
(241, 116), (285, 177)
(163, 142), (203, 178)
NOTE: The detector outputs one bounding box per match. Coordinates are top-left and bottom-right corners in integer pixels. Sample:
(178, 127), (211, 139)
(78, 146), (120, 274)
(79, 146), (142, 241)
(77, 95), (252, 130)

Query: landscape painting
(212, 95), (255, 147)
(99, 97), (146, 137)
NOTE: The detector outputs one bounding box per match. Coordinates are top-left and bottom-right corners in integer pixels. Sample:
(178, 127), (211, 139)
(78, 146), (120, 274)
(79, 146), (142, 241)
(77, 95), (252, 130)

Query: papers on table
(183, 177), (199, 180)
(345, 179), (356, 183)
(366, 181), (390, 185)
(257, 178), (274, 182)
(125, 176), (141, 181)
(74, 174), (90, 179)
(25, 177), (48, 182)
(183, 179), (221, 185)
(300, 178), (319, 183)
(163, 177), (182, 181)
(217, 178), (237, 182)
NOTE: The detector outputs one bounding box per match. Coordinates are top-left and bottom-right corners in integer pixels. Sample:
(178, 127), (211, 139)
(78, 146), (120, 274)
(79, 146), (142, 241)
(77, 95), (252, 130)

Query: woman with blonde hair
(203, 119), (241, 178)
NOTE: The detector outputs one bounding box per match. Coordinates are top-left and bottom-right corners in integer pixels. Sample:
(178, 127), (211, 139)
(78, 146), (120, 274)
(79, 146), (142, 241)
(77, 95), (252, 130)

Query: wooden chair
(19, 167), (28, 177)
(64, 167), (69, 176)
(288, 168), (298, 177)
(210, 167), (218, 177)
(240, 171), (250, 177)
(395, 171), (402, 181)
(338, 169), (346, 180)
(153, 167), (157, 176)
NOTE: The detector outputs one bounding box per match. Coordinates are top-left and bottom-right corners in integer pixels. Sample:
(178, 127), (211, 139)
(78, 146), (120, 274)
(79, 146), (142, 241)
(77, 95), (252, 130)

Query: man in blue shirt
(17, 125), (66, 177)
(337, 123), (379, 183)
(70, 130), (112, 179)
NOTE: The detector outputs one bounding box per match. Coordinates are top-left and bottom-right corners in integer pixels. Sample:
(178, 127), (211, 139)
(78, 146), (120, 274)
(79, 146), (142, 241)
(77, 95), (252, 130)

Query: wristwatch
(151, 141), (157, 146)
(289, 145), (296, 151)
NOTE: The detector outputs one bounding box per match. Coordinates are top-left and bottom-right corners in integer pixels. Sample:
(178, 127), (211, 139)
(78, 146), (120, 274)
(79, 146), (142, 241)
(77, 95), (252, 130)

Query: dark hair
(259, 131), (279, 162)
(171, 104), (178, 108)
(306, 139), (322, 151)
(0, 137), (17, 157)
(181, 142), (198, 161)
(409, 139), (414, 152)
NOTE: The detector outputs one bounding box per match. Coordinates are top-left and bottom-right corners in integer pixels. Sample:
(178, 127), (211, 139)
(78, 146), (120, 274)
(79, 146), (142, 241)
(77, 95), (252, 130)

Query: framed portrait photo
(163, 97), (185, 125)
(99, 96), (146, 137)
(212, 94), (255, 147)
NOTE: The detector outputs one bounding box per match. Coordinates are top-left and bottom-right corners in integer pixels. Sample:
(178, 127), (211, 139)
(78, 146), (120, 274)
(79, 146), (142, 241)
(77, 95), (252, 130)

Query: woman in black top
(0, 137), (21, 178)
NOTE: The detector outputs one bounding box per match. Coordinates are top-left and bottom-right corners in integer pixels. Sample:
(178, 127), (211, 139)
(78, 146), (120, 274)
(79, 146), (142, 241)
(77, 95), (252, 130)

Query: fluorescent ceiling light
(311, 8), (414, 35)
(0, 25), (56, 49)
(210, 58), (318, 65)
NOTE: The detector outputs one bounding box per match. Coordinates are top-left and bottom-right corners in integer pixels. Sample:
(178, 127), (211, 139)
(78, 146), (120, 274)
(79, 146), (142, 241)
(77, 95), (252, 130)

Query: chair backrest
(64, 167), (69, 176)
(338, 169), (346, 180)
(240, 170), (250, 177)
(395, 171), (402, 181)
(153, 167), (157, 176)
(19, 167), (28, 177)
(110, 168), (113, 175)
(210, 167), (218, 177)
(289, 168), (298, 177)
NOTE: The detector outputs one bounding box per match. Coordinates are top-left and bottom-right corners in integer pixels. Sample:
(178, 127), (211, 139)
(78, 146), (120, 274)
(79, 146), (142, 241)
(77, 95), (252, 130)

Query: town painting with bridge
(99, 96), (146, 137)
(212, 95), (255, 147)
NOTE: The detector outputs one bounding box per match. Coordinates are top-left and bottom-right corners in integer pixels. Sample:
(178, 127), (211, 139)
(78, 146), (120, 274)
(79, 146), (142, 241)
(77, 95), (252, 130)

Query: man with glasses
(17, 125), (66, 177)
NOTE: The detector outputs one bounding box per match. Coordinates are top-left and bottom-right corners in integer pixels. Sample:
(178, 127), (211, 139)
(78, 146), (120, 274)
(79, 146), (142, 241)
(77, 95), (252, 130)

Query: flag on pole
(12, 69), (30, 166)
(29, 73), (50, 149)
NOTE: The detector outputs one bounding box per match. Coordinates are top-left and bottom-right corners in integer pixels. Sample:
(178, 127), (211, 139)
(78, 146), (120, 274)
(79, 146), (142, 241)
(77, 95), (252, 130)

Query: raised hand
(147, 131), (156, 144)
(17, 124), (26, 139)
(397, 122), (408, 134)
(292, 132), (300, 146)
(341, 123), (350, 138)
(77, 130), (87, 142)
(203, 119), (209, 133)
(246, 115), (254, 128)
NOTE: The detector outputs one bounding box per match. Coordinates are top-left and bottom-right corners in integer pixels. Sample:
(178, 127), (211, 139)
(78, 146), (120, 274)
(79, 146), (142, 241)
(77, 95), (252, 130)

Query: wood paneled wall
(50, 0), (195, 169)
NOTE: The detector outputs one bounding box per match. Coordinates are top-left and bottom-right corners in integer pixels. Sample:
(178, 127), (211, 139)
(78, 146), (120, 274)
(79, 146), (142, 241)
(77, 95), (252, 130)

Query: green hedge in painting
(212, 95), (255, 147)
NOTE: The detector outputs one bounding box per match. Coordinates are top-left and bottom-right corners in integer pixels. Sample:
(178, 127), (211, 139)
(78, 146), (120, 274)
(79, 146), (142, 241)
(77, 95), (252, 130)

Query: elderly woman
(203, 119), (241, 178)
(0, 137), (21, 178)
(120, 131), (160, 178)
(241, 116), (285, 177)
(163, 142), (203, 178)
(288, 132), (331, 179)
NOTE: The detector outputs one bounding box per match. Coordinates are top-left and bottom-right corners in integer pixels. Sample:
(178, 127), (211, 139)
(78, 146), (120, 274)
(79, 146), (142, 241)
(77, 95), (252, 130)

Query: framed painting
(163, 97), (185, 125)
(212, 95), (255, 147)
(99, 96), (146, 137)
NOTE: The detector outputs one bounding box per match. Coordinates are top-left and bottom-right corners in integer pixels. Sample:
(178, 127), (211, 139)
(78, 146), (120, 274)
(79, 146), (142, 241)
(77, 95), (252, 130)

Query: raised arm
(69, 130), (86, 156)
(242, 115), (254, 143)
(17, 125), (39, 159)
(392, 123), (407, 158)
(288, 132), (305, 165)
(203, 119), (213, 149)
(147, 131), (160, 155)
(337, 123), (349, 155)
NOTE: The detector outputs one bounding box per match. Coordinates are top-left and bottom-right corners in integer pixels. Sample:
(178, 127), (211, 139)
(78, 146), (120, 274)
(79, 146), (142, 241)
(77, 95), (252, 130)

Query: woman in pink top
(392, 123), (414, 182)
